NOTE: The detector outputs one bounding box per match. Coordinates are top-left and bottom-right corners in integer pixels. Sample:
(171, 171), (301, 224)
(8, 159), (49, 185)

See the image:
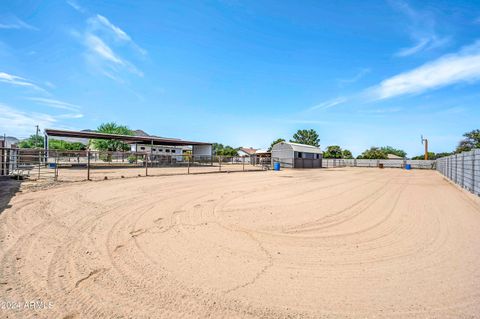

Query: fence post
(55, 154), (58, 181)
(87, 150), (91, 181)
(462, 153), (465, 188)
(187, 155), (190, 174)
(219, 156), (222, 171)
(145, 153), (148, 176)
(38, 150), (41, 179)
(243, 156), (245, 171)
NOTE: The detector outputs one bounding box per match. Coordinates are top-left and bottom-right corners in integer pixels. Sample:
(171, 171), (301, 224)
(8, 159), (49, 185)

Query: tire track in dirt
(1, 169), (480, 318)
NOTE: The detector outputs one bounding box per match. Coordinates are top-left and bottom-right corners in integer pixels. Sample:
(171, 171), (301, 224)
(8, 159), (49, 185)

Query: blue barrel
(405, 164), (411, 170)
(274, 162), (280, 171)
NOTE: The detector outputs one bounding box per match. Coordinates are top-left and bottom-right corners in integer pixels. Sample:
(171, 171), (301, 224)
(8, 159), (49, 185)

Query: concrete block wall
(436, 149), (480, 196)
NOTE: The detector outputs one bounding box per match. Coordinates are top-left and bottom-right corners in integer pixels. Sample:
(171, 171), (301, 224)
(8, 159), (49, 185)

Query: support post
(87, 151), (91, 181)
(54, 154), (58, 181)
(145, 153), (148, 176)
(38, 150), (41, 179)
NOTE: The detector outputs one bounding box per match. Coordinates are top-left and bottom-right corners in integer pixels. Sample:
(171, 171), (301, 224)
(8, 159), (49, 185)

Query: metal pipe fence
(0, 148), (267, 182)
(436, 149), (480, 196)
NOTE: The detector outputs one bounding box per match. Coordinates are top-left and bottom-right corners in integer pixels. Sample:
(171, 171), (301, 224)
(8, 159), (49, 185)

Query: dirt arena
(1, 168), (480, 318)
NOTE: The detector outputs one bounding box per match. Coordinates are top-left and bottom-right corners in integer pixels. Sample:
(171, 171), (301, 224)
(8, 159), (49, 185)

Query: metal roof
(44, 128), (211, 146)
(273, 142), (322, 154)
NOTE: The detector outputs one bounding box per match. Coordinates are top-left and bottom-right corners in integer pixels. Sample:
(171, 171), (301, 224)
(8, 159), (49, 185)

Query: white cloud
(389, 0), (449, 57)
(85, 34), (124, 65)
(0, 103), (83, 137)
(396, 36), (450, 57)
(338, 68), (370, 86)
(87, 14), (147, 55)
(66, 0), (86, 13)
(0, 72), (47, 93)
(78, 14), (145, 81)
(0, 103), (56, 137)
(309, 97), (347, 111)
(27, 97), (81, 112)
(95, 15), (131, 42)
(369, 41), (480, 100)
(0, 14), (37, 30)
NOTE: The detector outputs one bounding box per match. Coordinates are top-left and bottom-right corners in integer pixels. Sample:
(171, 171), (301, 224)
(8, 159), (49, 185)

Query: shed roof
(239, 147), (258, 155)
(272, 142), (322, 154)
(387, 153), (403, 159)
(44, 128), (211, 146)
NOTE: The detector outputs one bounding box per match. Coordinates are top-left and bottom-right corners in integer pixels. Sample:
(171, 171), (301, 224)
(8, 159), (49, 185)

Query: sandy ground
(1, 168), (480, 318)
(29, 163), (264, 182)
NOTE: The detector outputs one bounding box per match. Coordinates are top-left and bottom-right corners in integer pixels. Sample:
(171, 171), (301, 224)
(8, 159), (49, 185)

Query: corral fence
(0, 148), (268, 182)
(321, 159), (436, 169)
(436, 149), (480, 196)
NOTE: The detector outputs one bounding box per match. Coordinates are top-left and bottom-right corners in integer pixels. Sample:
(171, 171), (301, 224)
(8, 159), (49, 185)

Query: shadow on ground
(0, 178), (22, 215)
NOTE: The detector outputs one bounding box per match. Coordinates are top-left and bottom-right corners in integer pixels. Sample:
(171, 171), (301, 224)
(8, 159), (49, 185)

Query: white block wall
(436, 149), (480, 196)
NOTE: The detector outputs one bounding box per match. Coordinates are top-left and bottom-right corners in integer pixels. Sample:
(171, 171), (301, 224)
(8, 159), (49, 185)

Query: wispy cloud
(88, 14), (147, 55)
(0, 103), (56, 137)
(66, 0), (86, 13)
(27, 97), (81, 112)
(389, 0), (449, 57)
(359, 107), (403, 114)
(0, 14), (37, 30)
(337, 68), (370, 87)
(0, 72), (48, 93)
(76, 13), (145, 81)
(85, 34), (124, 65)
(308, 97), (347, 111)
(0, 103), (83, 137)
(368, 40), (480, 100)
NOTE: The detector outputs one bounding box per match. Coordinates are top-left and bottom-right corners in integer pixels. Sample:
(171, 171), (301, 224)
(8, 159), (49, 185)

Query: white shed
(271, 142), (322, 168)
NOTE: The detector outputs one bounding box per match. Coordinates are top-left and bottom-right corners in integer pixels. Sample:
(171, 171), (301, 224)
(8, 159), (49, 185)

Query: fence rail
(436, 149), (480, 196)
(0, 148), (267, 181)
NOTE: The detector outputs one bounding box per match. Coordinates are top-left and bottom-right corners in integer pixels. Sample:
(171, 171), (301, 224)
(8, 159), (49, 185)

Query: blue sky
(1, 0), (480, 156)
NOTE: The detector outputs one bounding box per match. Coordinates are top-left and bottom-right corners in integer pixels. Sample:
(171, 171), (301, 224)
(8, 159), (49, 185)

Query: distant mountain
(132, 129), (150, 137)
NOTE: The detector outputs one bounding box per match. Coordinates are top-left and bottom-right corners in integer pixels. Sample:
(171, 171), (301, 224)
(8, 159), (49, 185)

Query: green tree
(380, 146), (406, 158)
(358, 147), (388, 159)
(323, 145), (343, 159)
(49, 139), (86, 151)
(290, 129), (320, 147)
(342, 149), (353, 159)
(455, 129), (480, 153)
(411, 152), (452, 160)
(18, 135), (44, 148)
(212, 143), (224, 155)
(268, 138), (285, 151)
(212, 143), (238, 156)
(90, 122), (133, 151)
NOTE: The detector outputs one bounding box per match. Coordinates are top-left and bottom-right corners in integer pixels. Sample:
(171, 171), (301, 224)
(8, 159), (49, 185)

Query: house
(238, 147), (257, 157)
(271, 141), (322, 168)
(387, 154), (403, 160)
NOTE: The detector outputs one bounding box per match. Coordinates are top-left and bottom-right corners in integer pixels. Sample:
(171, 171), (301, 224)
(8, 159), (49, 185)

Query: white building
(237, 147), (257, 157)
(271, 141), (322, 168)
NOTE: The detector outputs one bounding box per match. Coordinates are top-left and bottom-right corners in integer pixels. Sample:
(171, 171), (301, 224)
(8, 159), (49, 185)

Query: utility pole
(421, 135), (429, 160)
